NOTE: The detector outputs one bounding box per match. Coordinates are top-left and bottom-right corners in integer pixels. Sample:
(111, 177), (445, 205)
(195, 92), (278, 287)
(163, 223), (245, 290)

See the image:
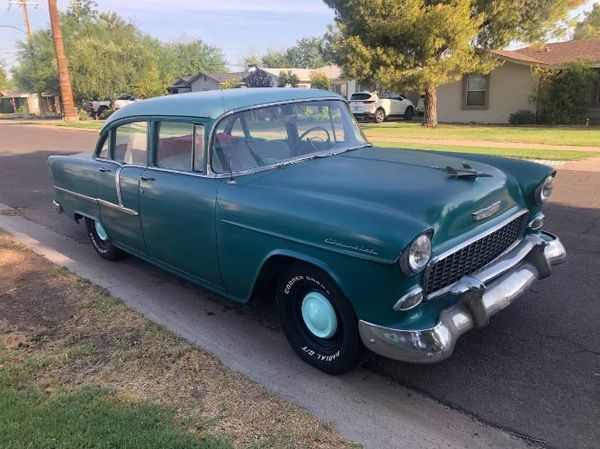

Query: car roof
(102, 88), (343, 131)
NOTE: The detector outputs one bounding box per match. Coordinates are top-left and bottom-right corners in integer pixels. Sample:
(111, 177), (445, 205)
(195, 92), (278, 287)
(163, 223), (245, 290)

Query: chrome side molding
(54, 186), (138, 216)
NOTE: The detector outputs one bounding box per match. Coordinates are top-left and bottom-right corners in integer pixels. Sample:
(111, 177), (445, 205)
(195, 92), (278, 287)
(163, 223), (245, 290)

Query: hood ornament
(472, 200), (502, 221)
(447, 162), (492, 180)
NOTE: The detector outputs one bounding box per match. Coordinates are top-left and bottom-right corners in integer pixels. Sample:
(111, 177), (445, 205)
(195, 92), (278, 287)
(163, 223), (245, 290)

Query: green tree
(310, 71), (331, 90)
(10, 7), (227, 103)
(278, 70), (300, 87)
(66, 0), (98, 22)
(324, 0), (584, 127)
(0, 63), (11, 91)
(11, 30), (59, 95)
(534, 60), (599, 124)
(161, 39), (227, 78)
(573, 3), (600, 40)
(262, 37), (327, 68)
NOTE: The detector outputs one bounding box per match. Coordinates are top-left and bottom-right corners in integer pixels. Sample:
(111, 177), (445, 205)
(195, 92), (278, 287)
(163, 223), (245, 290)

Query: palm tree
(48, 0), (78, 121)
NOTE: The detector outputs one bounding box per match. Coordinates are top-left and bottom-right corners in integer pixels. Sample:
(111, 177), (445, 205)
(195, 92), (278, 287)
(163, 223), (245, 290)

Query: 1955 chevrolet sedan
(49, 88), (566, 374)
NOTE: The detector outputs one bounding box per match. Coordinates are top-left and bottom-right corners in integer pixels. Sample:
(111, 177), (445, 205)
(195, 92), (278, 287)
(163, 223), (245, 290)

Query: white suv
(349, 91), (415, 123)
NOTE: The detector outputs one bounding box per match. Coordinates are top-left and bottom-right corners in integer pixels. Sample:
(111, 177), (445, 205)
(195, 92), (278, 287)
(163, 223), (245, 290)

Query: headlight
(535, 175), (554, 204)
(401, 233), (432, 274)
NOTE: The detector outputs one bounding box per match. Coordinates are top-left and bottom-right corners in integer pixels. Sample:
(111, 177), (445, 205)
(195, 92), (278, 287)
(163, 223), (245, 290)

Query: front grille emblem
(472, 201), (502, 221)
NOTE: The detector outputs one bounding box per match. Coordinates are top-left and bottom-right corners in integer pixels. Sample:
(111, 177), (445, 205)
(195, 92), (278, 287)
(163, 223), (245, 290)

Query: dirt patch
(0, 236), (74, 333)
(0, 232), (359, 448)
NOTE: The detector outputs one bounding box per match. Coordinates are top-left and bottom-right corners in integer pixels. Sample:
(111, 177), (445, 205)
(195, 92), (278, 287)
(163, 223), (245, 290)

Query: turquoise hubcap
(94, 221), (108, 241)
(301, 291), (337, 339)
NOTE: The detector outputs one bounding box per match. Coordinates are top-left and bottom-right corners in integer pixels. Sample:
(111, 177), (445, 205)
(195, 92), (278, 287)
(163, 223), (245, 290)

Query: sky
(0, 0), (597, 75)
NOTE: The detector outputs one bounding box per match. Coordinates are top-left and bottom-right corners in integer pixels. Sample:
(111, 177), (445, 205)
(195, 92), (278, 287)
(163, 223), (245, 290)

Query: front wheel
(276, 263), (363, 374)
(404, 106), (414, 121)
(84, 218), (125, 261)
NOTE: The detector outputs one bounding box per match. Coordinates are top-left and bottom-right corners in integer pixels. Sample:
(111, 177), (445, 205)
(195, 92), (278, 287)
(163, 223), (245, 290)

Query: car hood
(240, 146), (525, 260)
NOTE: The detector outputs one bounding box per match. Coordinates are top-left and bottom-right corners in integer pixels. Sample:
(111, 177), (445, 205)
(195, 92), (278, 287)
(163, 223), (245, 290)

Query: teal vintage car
(49, 88), (566, 374)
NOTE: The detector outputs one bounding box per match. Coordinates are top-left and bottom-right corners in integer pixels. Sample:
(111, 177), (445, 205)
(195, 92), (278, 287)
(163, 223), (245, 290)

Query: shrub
(101, 109), (114, 119)
(533, 60), (599, 125)
(220, 77), (241, 89)
(78, 108), (91, 121)
(310, 71), (331, 90)
(509, 109), (537, 125)
(278, 70), (299, 87)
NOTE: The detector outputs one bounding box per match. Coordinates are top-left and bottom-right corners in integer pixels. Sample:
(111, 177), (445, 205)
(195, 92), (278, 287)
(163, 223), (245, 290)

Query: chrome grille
(424, 213), (527, 296)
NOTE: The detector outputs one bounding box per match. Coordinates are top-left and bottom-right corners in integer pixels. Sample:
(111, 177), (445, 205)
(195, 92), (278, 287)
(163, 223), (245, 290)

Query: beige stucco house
(437, 39), (600, 124)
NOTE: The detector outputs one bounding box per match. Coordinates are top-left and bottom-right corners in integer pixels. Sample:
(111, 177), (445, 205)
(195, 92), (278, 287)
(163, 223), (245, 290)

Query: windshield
(211, 100), (368, 174)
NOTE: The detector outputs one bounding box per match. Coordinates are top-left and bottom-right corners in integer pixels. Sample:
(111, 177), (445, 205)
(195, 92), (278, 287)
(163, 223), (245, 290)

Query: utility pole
(47, 0), (78, 121)
(8, 1), (37, 42)
(21, 2), (31, 41)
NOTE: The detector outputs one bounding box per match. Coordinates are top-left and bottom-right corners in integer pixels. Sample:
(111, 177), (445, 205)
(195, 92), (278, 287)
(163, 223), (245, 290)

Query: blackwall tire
(84, 218), (125, 261)
(276, 263), (363, 375)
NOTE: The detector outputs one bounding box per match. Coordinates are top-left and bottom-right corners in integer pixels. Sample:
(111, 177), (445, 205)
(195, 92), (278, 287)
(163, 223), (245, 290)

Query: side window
(156, 122), (205, 172)
(97, 134), (109, 159)
(114, 122), (148, 165)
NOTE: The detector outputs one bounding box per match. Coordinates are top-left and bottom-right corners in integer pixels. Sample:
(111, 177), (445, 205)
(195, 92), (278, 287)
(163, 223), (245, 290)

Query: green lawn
(361, 122), (600, 147)
(0, 378), (231, 449)
(21, 120), (104, 130)
(371, 140), (597, 161)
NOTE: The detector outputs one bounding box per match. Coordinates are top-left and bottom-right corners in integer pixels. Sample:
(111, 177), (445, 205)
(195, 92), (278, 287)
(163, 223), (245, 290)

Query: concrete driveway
(0, 122), (598, 449)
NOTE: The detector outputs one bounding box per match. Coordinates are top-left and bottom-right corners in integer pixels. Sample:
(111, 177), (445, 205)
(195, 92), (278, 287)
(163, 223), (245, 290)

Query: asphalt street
(0, 121), (598, 449)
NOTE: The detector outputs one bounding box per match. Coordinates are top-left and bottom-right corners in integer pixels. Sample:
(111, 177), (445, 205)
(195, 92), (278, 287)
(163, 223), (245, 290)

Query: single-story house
(168, 65), (361, 98)
(168, 71), (248, 94)
(437, 39), (600, 124)
(0, 89), (61, 115)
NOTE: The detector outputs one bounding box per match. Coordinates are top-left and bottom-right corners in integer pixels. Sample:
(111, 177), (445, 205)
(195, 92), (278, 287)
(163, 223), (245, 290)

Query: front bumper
(358, 231), (566, 363)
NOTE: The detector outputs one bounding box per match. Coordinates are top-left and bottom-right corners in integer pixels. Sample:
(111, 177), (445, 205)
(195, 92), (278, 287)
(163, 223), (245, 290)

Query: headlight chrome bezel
(400, 232), (432, 275)
(535, 175), (554, 204)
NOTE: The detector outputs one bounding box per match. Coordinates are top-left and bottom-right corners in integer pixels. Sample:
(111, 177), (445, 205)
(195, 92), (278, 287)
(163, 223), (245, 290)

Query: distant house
(437, 39), (600, 124)
(0, 89), (60, 116)
(168, 64), (360, 98)
(168, 71), (247, 94)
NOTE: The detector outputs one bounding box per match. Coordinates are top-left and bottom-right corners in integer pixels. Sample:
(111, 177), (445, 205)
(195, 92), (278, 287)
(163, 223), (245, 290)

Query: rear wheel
(374, 108), (386, 123)
(276, 263), (363, 374)
(404, 106), (414, 121)
(84, 218), (125, 261)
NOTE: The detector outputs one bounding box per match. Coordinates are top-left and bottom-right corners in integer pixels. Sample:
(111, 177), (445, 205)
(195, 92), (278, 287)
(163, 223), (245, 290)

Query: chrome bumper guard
(359, 232), (566, 363)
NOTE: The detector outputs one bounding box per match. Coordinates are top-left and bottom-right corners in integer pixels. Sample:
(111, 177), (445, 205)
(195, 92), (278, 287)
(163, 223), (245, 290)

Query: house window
(463, 74), (489, 109)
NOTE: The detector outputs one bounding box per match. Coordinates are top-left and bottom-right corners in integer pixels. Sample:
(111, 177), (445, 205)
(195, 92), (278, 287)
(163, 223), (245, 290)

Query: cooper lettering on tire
(276, 263), (363, 374)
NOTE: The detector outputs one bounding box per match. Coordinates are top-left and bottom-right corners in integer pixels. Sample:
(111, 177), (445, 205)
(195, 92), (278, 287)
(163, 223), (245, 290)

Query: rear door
(95, 121), (147, 253)
(138, 120), (222, 287)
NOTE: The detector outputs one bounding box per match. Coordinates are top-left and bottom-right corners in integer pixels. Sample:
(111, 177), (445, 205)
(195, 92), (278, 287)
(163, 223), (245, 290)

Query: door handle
(98, 167), (111, 173)
(140, 175), (155, 182)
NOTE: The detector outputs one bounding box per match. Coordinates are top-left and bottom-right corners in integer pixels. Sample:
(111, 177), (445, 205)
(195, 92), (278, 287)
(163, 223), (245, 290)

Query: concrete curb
(0, 203), (530, 449)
